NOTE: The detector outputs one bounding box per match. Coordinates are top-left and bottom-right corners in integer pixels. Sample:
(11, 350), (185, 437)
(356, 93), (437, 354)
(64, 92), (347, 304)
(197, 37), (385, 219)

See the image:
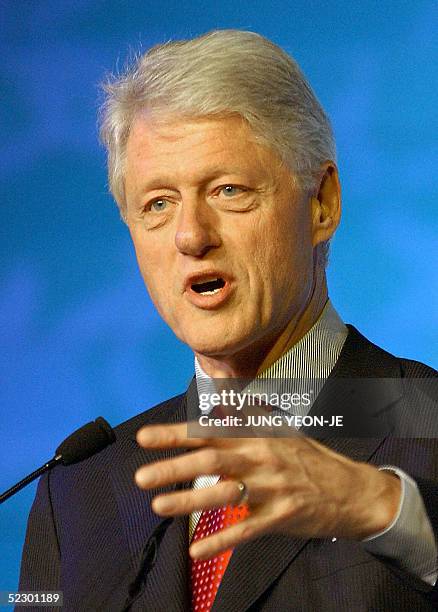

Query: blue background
(1, 0), (437, 593)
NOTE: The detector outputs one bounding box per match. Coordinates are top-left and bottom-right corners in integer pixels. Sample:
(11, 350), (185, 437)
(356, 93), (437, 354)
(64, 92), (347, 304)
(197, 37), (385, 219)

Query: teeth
(200, 288), (221, 295)
(190, 276), (226, 296)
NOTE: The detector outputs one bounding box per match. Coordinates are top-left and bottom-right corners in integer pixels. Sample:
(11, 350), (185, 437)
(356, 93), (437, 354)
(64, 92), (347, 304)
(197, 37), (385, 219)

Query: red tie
(190, 504), (249, 611)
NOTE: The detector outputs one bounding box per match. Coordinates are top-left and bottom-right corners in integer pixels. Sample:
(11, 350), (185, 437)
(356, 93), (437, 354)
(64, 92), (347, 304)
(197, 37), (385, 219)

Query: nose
(174, 199), (221, 257)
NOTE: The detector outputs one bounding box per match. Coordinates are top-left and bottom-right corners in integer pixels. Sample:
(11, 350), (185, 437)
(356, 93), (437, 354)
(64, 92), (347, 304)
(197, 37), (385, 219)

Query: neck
(195, 272), (328, 379)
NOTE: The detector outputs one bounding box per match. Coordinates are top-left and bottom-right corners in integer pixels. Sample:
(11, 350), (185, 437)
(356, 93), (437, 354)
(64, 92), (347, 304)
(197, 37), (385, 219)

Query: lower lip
(184, 281), (233, 310)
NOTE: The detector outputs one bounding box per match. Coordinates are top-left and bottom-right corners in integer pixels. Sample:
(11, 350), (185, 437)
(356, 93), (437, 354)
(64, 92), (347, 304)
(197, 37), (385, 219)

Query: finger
(136, 423), (212, 449)
(152, 480), (245, 516)
(135, 447), (249, 489)
(189, 514), (268, 560)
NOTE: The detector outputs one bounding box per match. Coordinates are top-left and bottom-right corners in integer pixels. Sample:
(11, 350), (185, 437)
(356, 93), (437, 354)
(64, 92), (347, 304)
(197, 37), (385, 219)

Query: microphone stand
(0, 455), (62, 504)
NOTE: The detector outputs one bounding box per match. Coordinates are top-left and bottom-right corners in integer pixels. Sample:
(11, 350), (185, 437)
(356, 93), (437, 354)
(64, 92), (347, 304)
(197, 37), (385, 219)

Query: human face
(125, 115), (316, 362)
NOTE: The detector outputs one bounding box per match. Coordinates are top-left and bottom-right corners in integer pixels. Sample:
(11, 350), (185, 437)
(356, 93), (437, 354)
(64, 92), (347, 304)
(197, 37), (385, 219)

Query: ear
(310, 162), (341, 247)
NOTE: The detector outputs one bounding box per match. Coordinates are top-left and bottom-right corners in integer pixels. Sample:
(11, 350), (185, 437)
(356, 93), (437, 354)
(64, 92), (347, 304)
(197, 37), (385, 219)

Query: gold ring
(236, 481), (249, 504)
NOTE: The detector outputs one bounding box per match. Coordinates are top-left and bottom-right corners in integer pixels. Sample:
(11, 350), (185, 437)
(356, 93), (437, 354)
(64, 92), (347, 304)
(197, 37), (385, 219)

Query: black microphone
(0, 417), (116, 504)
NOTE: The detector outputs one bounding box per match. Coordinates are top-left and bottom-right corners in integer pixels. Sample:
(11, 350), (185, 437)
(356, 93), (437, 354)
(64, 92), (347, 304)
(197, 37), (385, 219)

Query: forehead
(124, 114), (283, 179)
(128, 113), (256, 147)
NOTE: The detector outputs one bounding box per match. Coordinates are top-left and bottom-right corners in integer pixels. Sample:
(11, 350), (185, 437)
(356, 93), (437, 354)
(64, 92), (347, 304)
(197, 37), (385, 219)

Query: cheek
(248, 211), (314, 297)
(137, 263), (178, 329)
(131, 235), (173, 307)
(272, 203), (314, 268)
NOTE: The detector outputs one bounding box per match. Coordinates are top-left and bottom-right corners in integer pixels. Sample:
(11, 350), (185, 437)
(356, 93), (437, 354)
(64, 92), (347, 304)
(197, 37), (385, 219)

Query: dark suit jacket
(18, 326), (438, 611)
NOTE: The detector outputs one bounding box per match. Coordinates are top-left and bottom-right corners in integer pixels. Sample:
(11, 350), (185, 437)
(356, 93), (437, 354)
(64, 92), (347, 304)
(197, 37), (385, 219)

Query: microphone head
(56, 417), (116, 465)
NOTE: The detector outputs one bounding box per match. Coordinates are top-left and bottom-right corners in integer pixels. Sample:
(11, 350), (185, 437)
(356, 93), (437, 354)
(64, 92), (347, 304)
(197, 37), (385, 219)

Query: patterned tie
(190, 503), (249, 611)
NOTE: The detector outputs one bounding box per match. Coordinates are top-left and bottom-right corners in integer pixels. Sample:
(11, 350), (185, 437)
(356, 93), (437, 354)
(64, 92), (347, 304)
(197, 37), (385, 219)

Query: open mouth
(191, 278), (226, 295)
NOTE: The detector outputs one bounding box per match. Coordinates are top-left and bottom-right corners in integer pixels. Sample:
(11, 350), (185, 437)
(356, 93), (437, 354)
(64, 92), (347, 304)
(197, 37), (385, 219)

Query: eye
(220, 185), (243, 197)
(139, 195), (176, 230)
(211, 183), (255, 213)
(149, 199), (168, 212)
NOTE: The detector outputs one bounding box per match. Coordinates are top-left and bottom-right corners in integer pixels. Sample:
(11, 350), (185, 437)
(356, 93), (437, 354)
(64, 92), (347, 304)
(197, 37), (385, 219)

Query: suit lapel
(107, 391), (192, 611)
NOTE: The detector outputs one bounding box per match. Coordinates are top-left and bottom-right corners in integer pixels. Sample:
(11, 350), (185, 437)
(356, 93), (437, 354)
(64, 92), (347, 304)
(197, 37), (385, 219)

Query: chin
(178, 327), (247, 359)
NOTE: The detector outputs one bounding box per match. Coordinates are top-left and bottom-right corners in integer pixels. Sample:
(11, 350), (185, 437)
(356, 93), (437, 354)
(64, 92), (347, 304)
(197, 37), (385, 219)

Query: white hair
(99, 29), (336, 261)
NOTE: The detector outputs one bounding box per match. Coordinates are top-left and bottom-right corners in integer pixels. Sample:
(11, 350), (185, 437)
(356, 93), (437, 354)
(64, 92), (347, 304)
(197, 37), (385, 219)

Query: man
(19, 30), (438, 611)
